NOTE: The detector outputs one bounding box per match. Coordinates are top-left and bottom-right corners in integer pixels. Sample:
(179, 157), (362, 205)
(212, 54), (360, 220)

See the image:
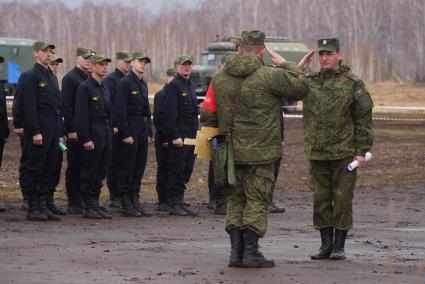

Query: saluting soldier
(19, 41), (63, 221)
(62, 47), (95, 214)
(114, 52), (153, 217)
(153, 68), (176, 212)
(104, 50), (133, 208)
(0, 54), (9, 212)
(75, 54), (113, 219)
(163, 55), (198, 216)
(297, 38), (374, 260)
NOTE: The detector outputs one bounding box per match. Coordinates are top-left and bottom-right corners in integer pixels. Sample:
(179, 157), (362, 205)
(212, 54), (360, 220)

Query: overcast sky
(0, 0), (202, 14)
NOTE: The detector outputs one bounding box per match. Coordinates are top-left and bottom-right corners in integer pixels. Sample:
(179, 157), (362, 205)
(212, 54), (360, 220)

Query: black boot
(0, 201), (5, 212)
(20, 196), (29, 211)
(38, 194), (61, 221)
(180, 196), (198, 216)
(242, 229), (275, 268)
(228, 229), (244, 267)
(311, 227), (334, 260)
(47, 191), (67, 215)
(26, 193), (48, 221)
(169, 196), (188, 216)
(120, 192), (141, 217)
(329, 229), (347, 260)
(269, 202), (286, 213)
(157, 202), (171, 212)
(83, 195), (102, 219)
(131, 191), (152, 217)
(94, 195), (112, 219)
(207, 192), (216, 210)
(214, 198), (226, 215)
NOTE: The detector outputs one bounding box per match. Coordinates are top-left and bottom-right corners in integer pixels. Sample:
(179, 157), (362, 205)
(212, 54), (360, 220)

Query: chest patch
(91, 95), (100, 102)
(180, 92), (189, 97)
(130, 89), (140, 96)
(38, 81), (47, 88)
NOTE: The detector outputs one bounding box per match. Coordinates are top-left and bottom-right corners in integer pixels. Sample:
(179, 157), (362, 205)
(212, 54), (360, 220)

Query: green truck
(190, 36), (309, 110)
(0, 37), (36, 95)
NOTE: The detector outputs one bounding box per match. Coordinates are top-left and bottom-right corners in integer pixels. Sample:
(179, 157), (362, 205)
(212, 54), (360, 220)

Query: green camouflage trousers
(309, 157), (357, 230)
(225, 163), (275, 237)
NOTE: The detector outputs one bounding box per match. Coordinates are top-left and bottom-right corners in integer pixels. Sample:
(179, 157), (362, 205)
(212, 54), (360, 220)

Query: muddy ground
(0, 117), (424, 284)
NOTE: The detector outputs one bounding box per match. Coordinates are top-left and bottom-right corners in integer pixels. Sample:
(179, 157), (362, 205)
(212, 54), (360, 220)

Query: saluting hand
(33, 134), (43, 145)
(83, 141), (94, 151)
(298, 50), (315, 71)
(123, 136), (134, 145)
(172, 138), (184, 147)
(269, 49), (286, 66)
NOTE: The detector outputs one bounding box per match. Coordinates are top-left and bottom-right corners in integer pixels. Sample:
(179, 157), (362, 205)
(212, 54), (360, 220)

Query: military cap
(240, 30), (265, 47)
(0, 55), (4, 63)
(317, 38), (340, 52)
(33, 40), (55, 51)
(175, 55), (193, 65)
(51, 54), (63, 64)
(90, 54), (112, 63)
(166, 68), (177, 77)
(77, 47), (96, 59)
(116, 50), (133, 61)
(133, 52), (151, 63)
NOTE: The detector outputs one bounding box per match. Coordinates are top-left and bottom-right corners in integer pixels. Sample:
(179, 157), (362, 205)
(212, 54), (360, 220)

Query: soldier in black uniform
(153, 68), (176, 212)
(114, 52), (153, 217)
(75, 54), (112, 219)
(164, 55), (198, 216)
(19, 41), (62, 221)
(0, 55), (9, 212)
(62, 47), (95, 214)
(104, 50), (133, 208)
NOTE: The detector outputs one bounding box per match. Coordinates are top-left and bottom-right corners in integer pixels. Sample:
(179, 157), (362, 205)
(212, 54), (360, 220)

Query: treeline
(1, 0), (424, 82)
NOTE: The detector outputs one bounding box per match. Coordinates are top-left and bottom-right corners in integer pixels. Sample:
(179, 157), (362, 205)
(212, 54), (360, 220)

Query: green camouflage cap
(317, 38), (340, 52)
(166, 68), (177, 77)
(240, 30), (265, 47)
(133, 52), (151, 63)
(0, 55), (4, 63)
(175, 55), (193, 65)
(77, 47), (96, 59)
(90, 54), (112, 63)
(51, 54), (63, 64)
(116, 50), (133, 61)
(33, 40), (55, 51)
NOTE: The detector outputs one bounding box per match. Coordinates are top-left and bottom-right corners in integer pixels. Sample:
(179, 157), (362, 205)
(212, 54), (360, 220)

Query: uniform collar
(114, 68), (125, 77)
(35, 63), (50, 75)
(176, 73), (191, 85)
(88, 76), (102, 87)
(129, 70), (144, 83)
(74, 66), (88, 78)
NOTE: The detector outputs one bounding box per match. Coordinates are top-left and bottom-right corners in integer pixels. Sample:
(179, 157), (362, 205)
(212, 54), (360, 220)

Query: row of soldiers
(4, 41), (206, 220)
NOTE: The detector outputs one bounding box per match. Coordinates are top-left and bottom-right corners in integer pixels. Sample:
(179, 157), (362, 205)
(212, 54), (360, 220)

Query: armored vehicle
(191, 36), (308, 110)
(0, 37), (36, 95)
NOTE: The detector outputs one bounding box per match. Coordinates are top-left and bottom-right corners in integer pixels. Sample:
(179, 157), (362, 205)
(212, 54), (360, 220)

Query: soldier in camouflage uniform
(201, 30), (311, 268)
(298, 38), (374, 260)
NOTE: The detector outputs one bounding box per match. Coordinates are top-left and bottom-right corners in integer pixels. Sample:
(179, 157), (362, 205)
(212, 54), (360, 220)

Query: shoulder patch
(344, 72), (361, 83)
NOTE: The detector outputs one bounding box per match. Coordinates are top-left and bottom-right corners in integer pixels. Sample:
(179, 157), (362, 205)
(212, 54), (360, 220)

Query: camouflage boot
(242, 229), (275, 268)
(26, 193), (48, 221)
(228, 229), (244, 267)
(311, 227), (334, 260)
(329, 229), (347, 260)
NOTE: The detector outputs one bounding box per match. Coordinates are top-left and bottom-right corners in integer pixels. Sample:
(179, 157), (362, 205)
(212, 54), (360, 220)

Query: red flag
(202, 82), (217, 112)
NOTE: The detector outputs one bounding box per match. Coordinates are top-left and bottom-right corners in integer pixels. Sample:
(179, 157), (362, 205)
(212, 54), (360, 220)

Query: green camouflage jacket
(303, 63), (374, 160)
(201, 54), (308, 165)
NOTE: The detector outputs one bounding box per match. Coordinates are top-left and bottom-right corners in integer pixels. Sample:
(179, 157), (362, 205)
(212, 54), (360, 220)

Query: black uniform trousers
(154, 133), (170, 204)
(49, 148), (63, 192)
(24, 114), (60, 195)
(117, 117), (148, 194)
(65, 140), (81, 205)
(106, 133), (121, 199)
(18, 137), (29, 198)
(80, 122), (111, 196)
(167, 117), (196, 201)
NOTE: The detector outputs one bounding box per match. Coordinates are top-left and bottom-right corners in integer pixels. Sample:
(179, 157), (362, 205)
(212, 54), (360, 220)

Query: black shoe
(207, 199), (216, 210)
(157, 202), (171, 212)
(0, 202), (5, 212)
(120, 193), (142, 217)
(242, 229), (275, 268)
(169, 203), (188, 216)
(131, 192), (152, 217)
(20, 197), (29, 211)
(269, 202), (286, 213)
(82, 195), (102, 219)
(47, 192), (67, 215)
(329, 229), (347, 260)
(311, 227), (334, 260)
(39, 194), (61, 221)
(26, 194), (48, 221)
(67, 204), (83, 214)
(228, 229), (244, 267)
(109, 199), (121, 208)
(181, 203), (199, 216)
(214, 198), (226, 215)
(95, 206), (113, 219)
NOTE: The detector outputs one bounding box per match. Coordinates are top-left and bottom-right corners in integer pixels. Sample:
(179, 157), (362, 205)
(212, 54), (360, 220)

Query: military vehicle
(190, 36), (309, 110)
(0, 37), (36, 95)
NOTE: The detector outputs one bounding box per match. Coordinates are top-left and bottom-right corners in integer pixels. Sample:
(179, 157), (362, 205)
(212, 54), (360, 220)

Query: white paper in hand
(347, 152), (373, 171)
